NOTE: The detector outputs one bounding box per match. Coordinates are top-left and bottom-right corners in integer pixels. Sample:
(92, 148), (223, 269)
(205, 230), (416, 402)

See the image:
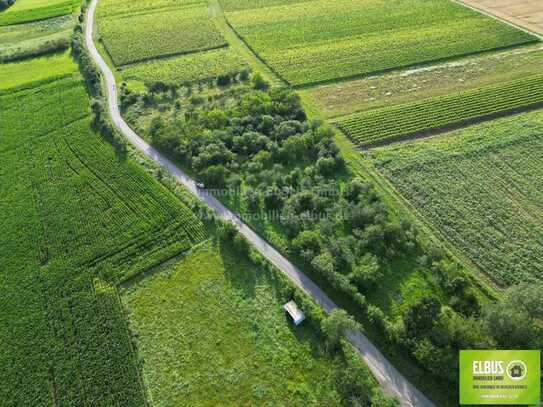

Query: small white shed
(283, 300), (305, 326)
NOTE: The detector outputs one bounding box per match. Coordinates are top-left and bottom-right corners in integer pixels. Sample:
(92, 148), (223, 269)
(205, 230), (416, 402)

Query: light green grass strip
(0, 50), (77, 90)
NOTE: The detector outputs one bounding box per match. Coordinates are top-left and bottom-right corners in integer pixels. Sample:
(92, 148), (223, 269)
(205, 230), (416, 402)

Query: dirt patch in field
(459, 0), (543, 36)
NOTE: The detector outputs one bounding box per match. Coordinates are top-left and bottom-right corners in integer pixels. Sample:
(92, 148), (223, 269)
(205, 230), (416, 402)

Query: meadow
(335, 73), (543, 147)
(123, 242), (346, 406)
(0, 69), (206, 404)
(0, 0), (79, 25)
(98, 3), (226, 66)
(223, 0), (537, 86)
(0, 49), (77, 90)
(121, 47), (248, 85)
(369, 110), (543, 286)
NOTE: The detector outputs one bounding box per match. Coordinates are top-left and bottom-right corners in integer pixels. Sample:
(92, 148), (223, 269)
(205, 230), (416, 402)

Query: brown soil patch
(459, 0), (543, 36)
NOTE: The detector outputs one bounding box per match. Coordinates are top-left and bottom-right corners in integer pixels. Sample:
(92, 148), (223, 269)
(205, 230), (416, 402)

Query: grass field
(121, 47), (248, 85)
(0, 73), (206, 404)
(369, 110), (543, 286)
(98, 3), (226, 66)
(335, 73), (543, 147)
(123, 242), (348, 406)
(0, 50), (77, 90)
(0, 0), (79, 26)
(301, 45), (543, 119)
(223, 0), (537, 86)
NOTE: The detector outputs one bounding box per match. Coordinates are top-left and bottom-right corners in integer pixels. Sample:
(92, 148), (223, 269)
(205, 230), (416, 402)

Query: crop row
(336, 73), (543, 146)
(122, 47), (249, 85)
(99, 3), (226, 66)
(1, 77), (206, 404)
(370, 110), (543, 285)
(225, 0), (537, 86)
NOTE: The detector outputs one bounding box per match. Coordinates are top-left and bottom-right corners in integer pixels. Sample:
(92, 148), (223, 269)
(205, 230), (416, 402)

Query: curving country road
(85, 1), (435, 406)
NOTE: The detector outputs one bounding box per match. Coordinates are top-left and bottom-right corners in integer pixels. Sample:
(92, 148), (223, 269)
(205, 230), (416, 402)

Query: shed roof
(283, 300), (305, 325)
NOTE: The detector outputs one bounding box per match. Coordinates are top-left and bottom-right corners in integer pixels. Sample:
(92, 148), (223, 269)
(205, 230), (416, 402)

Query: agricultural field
(0, 70), (206, 404)
(121, 47), (248, 85)
(0, 49), (77, 90)
(123, 242), (347, 406)
(335, 73), (543, 147)
(0, 0), (79, 26)
(300, 45), (543, 119)
(222, 0), (537, 86)
(97, 2), (226, 66)
(0, 14), (74, 61)
(369, 110), (543, 286)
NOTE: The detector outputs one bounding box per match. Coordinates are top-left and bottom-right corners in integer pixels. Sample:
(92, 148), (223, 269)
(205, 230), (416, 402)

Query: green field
(301, 45), (543, 119)
(0, 73), (206, 404)
(121, 47), (248, 85)
(369, 110), (543, 286)
(0, 14), (74, 60)
(124, 242), (347, 406)
(223, 0), (536, 86)
(98, 3), (226, 66)
(0, 50), (77, 90)
(0, 0), (79, 26)
(335, 73), (543, 147)
(97, 0), (204, 17)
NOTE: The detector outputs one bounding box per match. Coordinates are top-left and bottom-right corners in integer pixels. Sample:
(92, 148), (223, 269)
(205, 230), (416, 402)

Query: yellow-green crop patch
(0, 75), (206, 405)
(335, 73), (543, 147)
(369, 110), (543, 286)
(223, 0), (538, 86)
(301, 46), (543, 119)
(121, 47), (248, 85)
(98, 3), (226, 66)
(0, 50), (77, 90)
(97, 0), (204, 18)
(0, 0), (79, 26)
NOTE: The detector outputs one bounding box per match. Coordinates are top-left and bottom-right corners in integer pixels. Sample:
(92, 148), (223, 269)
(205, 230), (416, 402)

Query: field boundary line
(85, 0), (435, 405)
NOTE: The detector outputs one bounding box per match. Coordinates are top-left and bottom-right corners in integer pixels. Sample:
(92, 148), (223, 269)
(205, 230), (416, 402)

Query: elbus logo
(460, 350), (540, 405)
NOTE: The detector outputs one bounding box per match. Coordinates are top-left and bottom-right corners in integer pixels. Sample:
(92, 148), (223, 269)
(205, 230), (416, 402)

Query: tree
(349, 253), (382, 290)
(403, 296), (441, 337)
(244, 189), (260, 213)
(252, 73), (269, 90)
(321, 309), (359, 350)
(292, 230), (321, 261)
(481, 300), (541, 349)
(201, 165), (228, 188)
(505, 282), (543, 319)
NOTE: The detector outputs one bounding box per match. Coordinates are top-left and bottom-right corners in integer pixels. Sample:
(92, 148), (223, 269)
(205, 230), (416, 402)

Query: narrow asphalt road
(85, 2), (435, 405)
